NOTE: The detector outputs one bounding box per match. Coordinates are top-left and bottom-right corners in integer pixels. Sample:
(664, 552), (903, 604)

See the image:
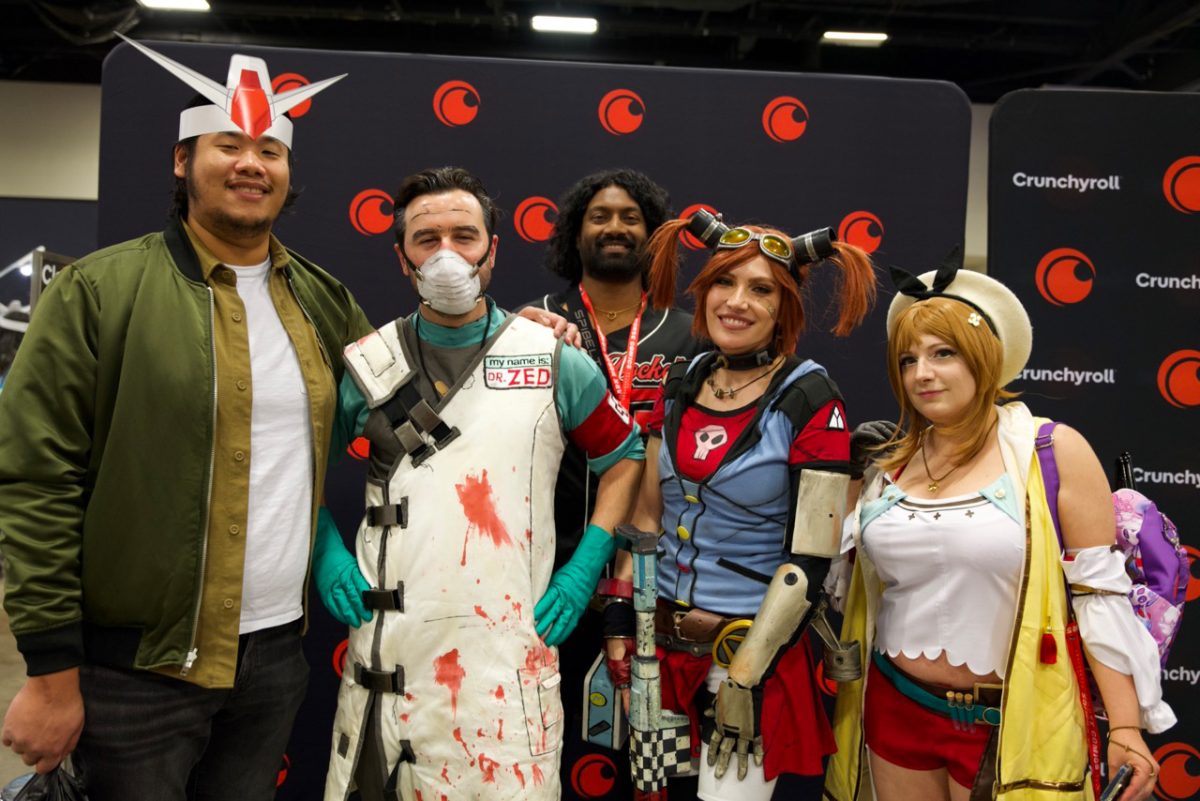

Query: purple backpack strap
(1034, 421), (1064, 551)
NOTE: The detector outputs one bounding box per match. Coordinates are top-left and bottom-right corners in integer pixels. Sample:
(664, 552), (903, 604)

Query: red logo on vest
(513, 196), (558, 243)
(762, 96), (809, 142)
(349, 189), (394, 236)
(608, 352), (673, 385)
(837, 211), (884, 254)
(598, 89), (645, 135)
(271, 73), (312, 118)
(1153, 742), (1200, 800)
(1158, 350), (1200, 409)
(1163, 156), (1200, 214)
(570, 753), (618, 798)
(679, 203), (719, 250)
(433, 80), (480, 127)
(1035, 248), (1095, 306)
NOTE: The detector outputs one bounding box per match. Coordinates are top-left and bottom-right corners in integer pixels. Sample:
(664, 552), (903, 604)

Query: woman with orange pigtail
(603, 211), (877, 800)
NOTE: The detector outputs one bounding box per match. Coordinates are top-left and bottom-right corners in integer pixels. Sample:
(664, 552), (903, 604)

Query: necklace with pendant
(706, 357), (781, 400)
(591, 299), (642, 321)
(921, 431), (961, 493)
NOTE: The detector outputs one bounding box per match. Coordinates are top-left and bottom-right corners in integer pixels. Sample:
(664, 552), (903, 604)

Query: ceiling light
(136, 0), (212, 10)
(531, 15), (598, 34)
(821, 31), (888, 47)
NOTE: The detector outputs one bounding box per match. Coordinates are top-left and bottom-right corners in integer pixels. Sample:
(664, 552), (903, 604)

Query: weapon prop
(619, 525), (692, 800)
(583, 650), (629, 750)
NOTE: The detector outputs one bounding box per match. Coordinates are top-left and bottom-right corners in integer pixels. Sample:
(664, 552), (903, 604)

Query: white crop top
(860, 474), (1024, 678)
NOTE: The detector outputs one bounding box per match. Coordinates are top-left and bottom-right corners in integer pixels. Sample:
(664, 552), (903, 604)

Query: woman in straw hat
(604, 211), (876, 800)
(824, 263), (1173, 801)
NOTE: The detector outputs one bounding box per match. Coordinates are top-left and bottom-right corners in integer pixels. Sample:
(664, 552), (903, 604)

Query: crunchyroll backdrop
(98, 41), (970, 799)
(989, 89), (1200, 801)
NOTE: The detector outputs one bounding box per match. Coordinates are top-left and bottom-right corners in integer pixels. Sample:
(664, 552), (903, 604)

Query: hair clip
(967, 312), (982, 327)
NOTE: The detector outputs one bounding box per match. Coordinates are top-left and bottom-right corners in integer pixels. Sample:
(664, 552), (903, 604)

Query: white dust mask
(414, 248), (483, 315)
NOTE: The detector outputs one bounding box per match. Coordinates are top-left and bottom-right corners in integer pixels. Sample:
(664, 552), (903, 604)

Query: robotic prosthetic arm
(708, 468), (849, 780)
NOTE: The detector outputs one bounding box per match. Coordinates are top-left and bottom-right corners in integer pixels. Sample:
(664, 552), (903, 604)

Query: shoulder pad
(773, 371), (844, 430)
(343, 323), (415, 408)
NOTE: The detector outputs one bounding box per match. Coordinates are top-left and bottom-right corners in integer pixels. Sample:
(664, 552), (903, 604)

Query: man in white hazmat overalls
(314, 166), (645, 800)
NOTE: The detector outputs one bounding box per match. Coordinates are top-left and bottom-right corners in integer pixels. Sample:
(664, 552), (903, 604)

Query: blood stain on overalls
(478, 753), (501, 783)
(433, 649), (466, 718)
(452, 727), (474, 762)
(455, 469), (512, 565)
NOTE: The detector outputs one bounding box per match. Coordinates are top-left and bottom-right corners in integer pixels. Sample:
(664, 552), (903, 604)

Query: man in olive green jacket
(0, 42), (371, 800)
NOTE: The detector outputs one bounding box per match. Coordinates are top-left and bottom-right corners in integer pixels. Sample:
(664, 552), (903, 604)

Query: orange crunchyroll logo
(271, 73), (312, 117)
(513, 196), (558, 243)
(762, 96), (808, 142)
(678, 203), (719, 250)
(1153, 742), (1200, 800)
(433, 80), (481, 127)
(1158, 350), (1200, 408)
(1162, 156), (1200, 214)
(570, 753), (618, 798)
(276, 754), (290, 787)
(1035, 248), (1095, 306)
(1183, 546), (1200, 603)
(837, 211), (884, 254)
(333, 638), (349, 678)
(815, 660), (839, 697)
(598, 89), (645, 135)
(348, 189), (394, 236)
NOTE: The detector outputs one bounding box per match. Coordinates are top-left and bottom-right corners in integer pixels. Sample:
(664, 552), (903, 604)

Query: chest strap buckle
(367, 501), (408, 528)
(363, 586), (404, 612)
(353, 663), (405, 694)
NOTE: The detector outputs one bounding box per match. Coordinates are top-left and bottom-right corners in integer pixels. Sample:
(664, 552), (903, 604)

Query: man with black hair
(526, 169), (702, 558)
(521, 169), (702, 796)
(314, 166), (644, 800)
(0, 42), (369, 800)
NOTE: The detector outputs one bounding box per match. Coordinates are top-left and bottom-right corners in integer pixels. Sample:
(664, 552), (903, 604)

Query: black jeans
(73, 621), (309, 801)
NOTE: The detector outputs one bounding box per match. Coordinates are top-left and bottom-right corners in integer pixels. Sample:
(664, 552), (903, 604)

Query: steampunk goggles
(716, 227), (794, 268)
(687, 208), (837, 278)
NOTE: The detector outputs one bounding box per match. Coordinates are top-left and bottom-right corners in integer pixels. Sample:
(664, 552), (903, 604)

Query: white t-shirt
(230, 260), (313, 633)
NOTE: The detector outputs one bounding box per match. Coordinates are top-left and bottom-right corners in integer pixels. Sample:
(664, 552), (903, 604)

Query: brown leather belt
(654, 598), (749, 656)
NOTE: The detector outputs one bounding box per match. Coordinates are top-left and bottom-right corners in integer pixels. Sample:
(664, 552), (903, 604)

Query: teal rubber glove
(312, 507), (372, 627)
(534, 523), (616, 646)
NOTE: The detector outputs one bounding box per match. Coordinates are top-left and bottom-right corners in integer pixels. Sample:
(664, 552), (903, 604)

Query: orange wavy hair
(644, 218), (877, 354)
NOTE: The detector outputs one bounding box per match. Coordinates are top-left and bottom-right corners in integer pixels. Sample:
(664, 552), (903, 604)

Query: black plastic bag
(10, 769), (87, 801)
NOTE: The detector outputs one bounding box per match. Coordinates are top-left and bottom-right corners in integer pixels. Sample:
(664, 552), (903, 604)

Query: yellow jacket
(824, 403), (1090, 800)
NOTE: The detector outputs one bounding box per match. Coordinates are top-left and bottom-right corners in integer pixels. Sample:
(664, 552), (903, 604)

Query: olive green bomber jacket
(0, 218), (372, 675)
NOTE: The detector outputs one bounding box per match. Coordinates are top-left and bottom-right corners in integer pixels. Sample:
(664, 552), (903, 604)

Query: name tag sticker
(484, 354), (554, 389)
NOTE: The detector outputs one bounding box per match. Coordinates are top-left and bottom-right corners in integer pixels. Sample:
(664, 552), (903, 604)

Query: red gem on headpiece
(230, 69), (272, 140)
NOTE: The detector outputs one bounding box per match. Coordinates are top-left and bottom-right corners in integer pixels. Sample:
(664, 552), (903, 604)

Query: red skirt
(658, 632), (835, 780)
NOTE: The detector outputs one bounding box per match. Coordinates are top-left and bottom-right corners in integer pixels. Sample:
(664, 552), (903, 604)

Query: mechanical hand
(706, 677), (765, 781)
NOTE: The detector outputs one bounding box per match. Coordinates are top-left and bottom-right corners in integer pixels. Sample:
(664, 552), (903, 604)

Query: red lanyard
(577, 286), (645, 411)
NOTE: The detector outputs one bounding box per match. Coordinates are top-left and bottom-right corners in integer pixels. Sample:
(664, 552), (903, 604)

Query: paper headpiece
(117, 33), (345, 150)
